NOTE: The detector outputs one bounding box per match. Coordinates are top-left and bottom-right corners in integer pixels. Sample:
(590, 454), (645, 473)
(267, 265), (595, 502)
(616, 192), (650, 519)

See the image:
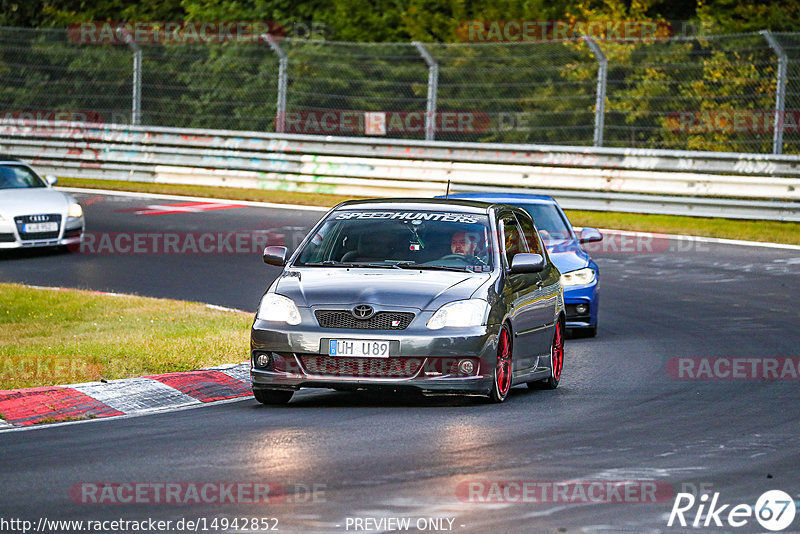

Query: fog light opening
(458, 359), (475, 376)
(254, 352), (273, 370)
(576, 303), (589, 315)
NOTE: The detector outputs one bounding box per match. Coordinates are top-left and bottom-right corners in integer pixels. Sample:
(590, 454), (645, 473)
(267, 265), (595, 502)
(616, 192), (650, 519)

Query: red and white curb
(1, 285), (252, 429)
(0, 363), (252, 428)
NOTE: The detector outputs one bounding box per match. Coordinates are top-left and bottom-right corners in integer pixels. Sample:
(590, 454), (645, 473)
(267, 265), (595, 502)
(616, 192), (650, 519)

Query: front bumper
(250, 317), (497, 396)
(563, 282), (598, 329)
(0, 218), (84, 249)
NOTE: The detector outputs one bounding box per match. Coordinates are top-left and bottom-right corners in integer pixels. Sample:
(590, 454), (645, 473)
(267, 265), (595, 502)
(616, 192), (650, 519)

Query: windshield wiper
(393, 262), (472, 272)
(302, 261), (399, 269)
(302, 260), (358, 267)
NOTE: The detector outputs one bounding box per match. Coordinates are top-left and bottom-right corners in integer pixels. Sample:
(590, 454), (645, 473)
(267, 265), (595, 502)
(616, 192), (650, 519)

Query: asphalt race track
(1, 190), (799, 533)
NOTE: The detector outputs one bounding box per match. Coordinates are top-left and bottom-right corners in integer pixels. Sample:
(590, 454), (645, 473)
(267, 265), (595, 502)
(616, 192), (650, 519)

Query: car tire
(253, 388), (293, 405)
(488, 323), (513, 403)
(528, 319), (564, 390)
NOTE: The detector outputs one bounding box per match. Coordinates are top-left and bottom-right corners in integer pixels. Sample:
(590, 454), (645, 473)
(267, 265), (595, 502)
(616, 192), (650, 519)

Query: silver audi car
(0, 158), (84, 249)
(251, 199), (565, 404)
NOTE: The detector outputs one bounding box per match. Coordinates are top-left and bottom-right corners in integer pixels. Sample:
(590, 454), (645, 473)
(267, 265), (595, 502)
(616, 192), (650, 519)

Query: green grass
(58, 177), (365, 208)
(0, 283), (252, 390)
(58, 177), (800, 246)
(564, 210), (800, 246)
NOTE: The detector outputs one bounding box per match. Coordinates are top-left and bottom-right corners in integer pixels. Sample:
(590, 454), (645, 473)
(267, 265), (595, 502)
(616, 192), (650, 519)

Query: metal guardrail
(1, 121), (799, 221)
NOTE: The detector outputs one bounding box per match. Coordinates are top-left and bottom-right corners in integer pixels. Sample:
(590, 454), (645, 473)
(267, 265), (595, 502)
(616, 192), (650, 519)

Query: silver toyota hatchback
(251, 198), (565, 404)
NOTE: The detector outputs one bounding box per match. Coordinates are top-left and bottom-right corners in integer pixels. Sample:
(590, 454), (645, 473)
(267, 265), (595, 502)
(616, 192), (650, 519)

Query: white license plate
(23, 222), (58, 233)
(328, 339), (391, 358)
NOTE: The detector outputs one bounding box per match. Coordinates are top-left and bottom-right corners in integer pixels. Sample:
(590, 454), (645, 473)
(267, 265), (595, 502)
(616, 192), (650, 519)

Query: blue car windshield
(522, 204), (573, 242)
(296, 210), (494, 272)
(0, 165), (46, 189)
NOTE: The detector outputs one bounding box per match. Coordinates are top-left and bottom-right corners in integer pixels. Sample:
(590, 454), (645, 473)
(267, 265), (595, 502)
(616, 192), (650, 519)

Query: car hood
(544, 239), (592, 274)
(0, 188), (72, 217)
(274, 268), (490, 310)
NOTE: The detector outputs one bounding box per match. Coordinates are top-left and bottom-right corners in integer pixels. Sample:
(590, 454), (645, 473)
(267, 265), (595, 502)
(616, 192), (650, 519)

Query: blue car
(440, 193), (601, 337)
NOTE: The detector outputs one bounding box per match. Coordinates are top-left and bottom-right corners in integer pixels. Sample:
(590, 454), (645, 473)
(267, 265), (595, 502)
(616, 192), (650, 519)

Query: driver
(450, 231), (478, 256)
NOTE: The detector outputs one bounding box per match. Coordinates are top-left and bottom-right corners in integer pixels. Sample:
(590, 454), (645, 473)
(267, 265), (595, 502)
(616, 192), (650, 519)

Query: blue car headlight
(257, 293), (301, 325)
(560, 268), (596, 286)
(427, 299), (489, 330)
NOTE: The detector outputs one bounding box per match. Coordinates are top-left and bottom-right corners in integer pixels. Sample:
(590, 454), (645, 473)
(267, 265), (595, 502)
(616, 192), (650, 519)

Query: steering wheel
(437, 254), (488, 266)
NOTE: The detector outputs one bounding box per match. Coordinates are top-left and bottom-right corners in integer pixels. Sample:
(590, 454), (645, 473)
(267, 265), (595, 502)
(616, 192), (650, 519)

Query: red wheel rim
(552, 322), (564, 381)
(496, 326), (512, 396)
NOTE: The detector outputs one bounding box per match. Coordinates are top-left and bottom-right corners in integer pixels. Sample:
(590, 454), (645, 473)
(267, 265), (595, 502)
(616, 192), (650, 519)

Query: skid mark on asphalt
(118, 201), (248, 216)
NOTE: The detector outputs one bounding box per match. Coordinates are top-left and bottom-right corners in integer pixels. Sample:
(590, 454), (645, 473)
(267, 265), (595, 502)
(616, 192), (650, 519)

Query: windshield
(0, 165), (46, 189)
(521, 203), (573, 242)
(296, 210), (494, 272)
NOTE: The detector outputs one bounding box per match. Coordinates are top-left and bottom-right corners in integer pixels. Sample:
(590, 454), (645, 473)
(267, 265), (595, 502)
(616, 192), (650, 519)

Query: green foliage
(0, 1), (798, 151)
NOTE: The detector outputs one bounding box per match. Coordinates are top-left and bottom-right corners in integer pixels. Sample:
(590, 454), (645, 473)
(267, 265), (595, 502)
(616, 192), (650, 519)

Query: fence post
(265, 34), (288, 133)
(413, 42), (438, 141)
(761, 30), (788, 155)
(583, 36), (607, 147)
(115, 26), (142, 126)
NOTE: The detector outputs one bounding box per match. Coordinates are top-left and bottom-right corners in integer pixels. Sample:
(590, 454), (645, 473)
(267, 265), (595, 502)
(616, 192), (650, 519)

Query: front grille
(14, 214), (62, 240)
(300, 356), (422, 378)
(315, 310), (415, 330)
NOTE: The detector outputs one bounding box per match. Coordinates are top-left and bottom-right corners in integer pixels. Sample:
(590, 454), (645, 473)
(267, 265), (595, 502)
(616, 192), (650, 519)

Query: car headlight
(257, 293), (301, 325)
(560, 268), (595, 286)
(427, 299), (489, 330)
(68, 203), (83, 218)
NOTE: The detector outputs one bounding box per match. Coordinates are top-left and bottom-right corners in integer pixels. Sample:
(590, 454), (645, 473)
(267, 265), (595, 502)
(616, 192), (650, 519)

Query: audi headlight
(257, 293), (301, 325)
(427, 299), (489, 330)
(68, 203), (83, 218)
(560, 268), (595, 286)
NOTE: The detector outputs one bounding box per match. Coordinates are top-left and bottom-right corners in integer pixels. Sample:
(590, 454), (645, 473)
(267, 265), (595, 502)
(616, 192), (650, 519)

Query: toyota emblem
(352, 305), (375, 319)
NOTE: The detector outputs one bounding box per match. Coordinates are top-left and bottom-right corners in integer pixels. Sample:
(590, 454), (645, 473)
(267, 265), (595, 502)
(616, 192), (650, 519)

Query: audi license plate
(23, 222), (58, 233)
(328, 339), (391, 358)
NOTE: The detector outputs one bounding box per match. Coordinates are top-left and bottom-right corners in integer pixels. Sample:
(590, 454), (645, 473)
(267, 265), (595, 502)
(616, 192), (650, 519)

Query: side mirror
(263, 246), (287, 266)
(510, 253), (545, 274)
(45, 175), (58, 186)
(579, 227), (602, 244)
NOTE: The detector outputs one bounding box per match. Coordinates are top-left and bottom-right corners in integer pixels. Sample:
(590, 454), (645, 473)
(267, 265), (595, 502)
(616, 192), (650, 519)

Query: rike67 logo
(668, 490), (796, 531)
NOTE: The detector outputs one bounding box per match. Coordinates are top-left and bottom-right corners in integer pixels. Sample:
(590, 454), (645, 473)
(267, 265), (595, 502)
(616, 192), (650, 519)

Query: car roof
(333, 197), (503, 214)
(441, 192), (557, 206)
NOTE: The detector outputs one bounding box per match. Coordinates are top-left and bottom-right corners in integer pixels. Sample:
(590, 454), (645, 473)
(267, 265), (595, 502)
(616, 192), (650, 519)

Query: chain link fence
(1, 26), (800, 154)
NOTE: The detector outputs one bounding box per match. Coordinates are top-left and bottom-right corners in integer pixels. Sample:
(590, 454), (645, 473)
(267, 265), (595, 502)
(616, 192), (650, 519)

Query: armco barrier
(1, 121), (799, 221)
